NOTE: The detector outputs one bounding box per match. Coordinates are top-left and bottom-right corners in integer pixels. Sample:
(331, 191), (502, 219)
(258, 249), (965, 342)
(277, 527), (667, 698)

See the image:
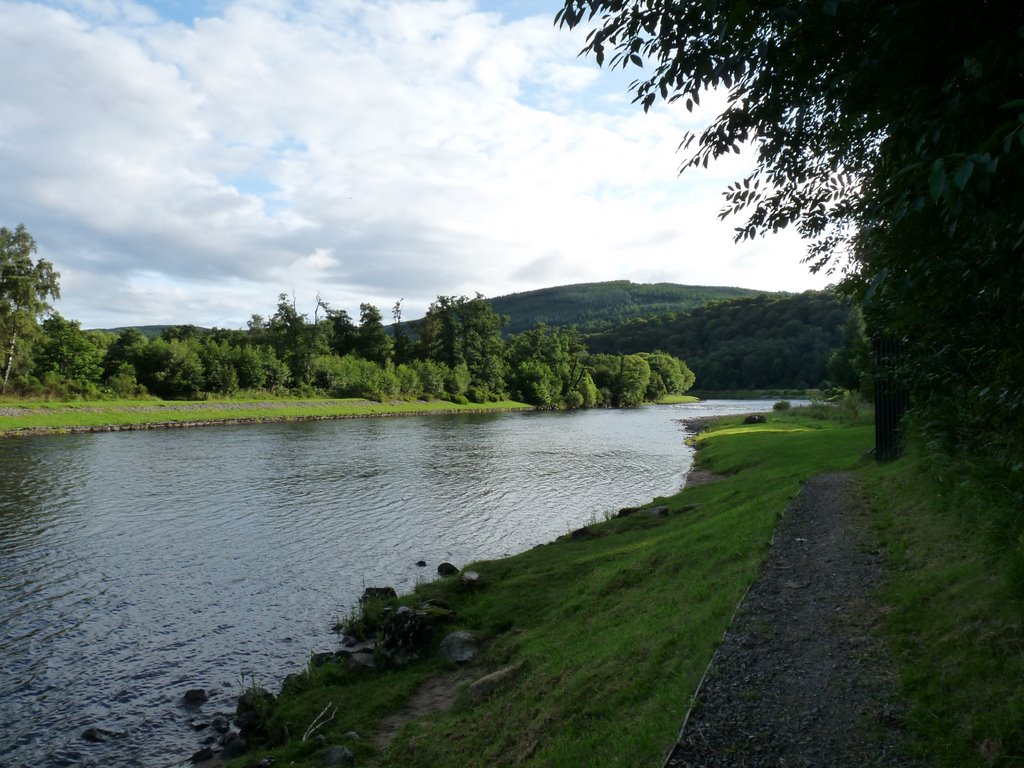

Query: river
(0, 400), (775, 767)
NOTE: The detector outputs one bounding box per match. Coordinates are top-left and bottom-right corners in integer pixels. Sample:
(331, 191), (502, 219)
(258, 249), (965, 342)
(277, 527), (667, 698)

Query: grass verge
(655, 394), (701, 404)
(230, 412), (872, 767)
(0, 397), (533, 436)
(861, 445), (1024, 767)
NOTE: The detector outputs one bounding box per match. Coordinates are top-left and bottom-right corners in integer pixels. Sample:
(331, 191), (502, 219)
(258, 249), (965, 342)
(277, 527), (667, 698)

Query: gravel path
(665, 472), (916, 768)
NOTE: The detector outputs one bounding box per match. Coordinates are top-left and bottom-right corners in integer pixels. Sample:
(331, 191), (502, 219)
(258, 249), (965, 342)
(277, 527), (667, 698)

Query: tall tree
(391, 299), (412, 365)
(0, 225), (60, 394)
(326, 307), (357, 357)
(420, 294), (508, 399)
(356, 303), (392, 365)
(34, 313), (103, 387)
(268, 293), (314, 385)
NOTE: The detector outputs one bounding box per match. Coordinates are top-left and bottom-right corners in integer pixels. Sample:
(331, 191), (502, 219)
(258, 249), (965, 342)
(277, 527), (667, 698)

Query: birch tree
(1, 225), (60, 394)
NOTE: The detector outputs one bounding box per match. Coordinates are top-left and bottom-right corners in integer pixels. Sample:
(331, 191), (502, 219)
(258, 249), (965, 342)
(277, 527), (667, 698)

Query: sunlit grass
(0, 397), (533, 435)
(656, 394), (701, 404)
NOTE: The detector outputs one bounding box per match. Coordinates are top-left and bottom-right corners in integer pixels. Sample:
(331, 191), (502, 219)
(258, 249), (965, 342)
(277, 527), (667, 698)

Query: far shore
(0, 395), (703, 438)
(0, 398), (535, 438)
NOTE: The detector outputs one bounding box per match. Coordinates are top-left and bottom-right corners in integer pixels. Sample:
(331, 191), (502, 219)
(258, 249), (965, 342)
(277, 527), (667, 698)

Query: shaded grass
(239, 413), (872, 767)
(0, 398), (532, 435)
(862, 446), (1024, 767)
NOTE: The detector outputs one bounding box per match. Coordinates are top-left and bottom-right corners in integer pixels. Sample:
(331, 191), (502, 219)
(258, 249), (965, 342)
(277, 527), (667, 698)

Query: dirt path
(665, 472), (917, 767)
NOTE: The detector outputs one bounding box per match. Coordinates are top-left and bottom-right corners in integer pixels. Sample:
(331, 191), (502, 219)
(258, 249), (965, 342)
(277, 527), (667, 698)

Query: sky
(0, 0), (831, 329)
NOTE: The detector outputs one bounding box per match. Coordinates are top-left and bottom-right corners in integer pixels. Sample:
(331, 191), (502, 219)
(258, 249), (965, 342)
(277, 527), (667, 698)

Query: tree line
(585, 291), (854, 391)
(0, 225), (694, 408)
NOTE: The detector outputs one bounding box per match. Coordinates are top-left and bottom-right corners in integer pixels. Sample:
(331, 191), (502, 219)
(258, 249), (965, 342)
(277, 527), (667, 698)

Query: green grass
(689, 388), (824, 400)
(861, 446), (1024, 767)
(236, 412), (873, 767)
(0, 397), (533, 435)
(655, 394), (701, 404)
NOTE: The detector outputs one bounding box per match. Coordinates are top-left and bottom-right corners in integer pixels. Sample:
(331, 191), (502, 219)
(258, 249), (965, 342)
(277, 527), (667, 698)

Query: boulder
(237, 687), (276, 715)
(743, 414), (767, 424)
(346, 652), (377, 672)
(235, 687), (276, 739)
(280, 672), (306, 695)
(465, 663), (524, 704)
(321, 745), (355, 766)
(219, 731), (247, 759)
(183, 688), (208, 706)
(336, 638), (376, 655)
(360, 586), (397, 602)
(437, 562), (460, 577)
(415, 560), (427, 567)
(81, 726), (120, 743)
(459, 570), (481, 586)
(643, 505), (669, 517)
(570, 526), (595, 540)
(379, 607), (432, 663)
(440, 630), (479, 663)
(190, 747), (214, 764)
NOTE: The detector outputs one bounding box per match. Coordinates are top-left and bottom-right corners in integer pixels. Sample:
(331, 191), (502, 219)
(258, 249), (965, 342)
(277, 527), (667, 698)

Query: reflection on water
(0, 401), (773, 767)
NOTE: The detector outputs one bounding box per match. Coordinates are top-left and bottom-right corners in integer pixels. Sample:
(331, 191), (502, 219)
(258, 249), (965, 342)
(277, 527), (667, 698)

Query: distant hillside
(93, 325), (174, 339)
(485, 280), (766, 335)
(585, 290), (853, 390)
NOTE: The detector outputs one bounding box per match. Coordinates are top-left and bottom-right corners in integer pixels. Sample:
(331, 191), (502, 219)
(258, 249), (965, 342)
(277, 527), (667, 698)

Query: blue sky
(1, 0), (829, 328)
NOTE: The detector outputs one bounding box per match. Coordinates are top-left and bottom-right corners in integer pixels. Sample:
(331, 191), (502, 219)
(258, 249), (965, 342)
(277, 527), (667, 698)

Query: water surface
(0, 401), (773, 766)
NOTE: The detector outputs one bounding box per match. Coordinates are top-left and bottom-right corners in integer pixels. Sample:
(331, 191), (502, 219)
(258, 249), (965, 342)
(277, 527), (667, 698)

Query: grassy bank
(0, 397), (534, 436)
(861, 444), (1024, 766)
(655, 394), (701, 404)
(228, 412), (873, 767)
(689, 388), (823, 400)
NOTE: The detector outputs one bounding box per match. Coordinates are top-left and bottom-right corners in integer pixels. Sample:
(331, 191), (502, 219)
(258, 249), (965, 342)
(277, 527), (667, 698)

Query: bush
(773, 400), (792, 411)
(466, 387), (488, 404)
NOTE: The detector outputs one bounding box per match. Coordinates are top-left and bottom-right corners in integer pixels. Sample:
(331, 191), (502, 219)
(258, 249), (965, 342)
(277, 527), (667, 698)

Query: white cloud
(0, 0), (829, 329)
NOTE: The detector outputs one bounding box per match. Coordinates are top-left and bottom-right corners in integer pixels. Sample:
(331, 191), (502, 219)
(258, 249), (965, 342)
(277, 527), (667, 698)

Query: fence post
(873, 336), (908, 461)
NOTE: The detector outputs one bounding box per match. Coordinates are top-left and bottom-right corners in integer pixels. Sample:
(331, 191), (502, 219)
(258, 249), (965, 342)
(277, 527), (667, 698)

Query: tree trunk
(2, 330), (16, 395)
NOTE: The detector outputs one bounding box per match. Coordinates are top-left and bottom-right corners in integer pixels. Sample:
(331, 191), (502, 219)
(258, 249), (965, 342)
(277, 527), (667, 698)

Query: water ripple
(0, 401), (776, 767)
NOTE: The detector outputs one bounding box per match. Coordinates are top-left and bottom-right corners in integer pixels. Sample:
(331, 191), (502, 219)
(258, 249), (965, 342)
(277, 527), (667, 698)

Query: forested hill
(584, 290), (853, 391)
(486, 280), (764, 335)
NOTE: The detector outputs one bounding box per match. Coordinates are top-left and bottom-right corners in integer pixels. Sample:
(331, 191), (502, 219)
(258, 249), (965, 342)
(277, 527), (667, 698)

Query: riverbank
(0, 395), (705, 438)
(184, 409), (876, 767)
(170, 405), (1024, 768)
(0, 397), (536, 437)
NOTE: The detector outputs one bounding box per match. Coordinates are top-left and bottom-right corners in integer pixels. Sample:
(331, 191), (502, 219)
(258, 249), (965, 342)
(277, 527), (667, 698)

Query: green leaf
(928, 160), (947, 201)
(953, 160), (974, 190)
(864, 268), (889, 303)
